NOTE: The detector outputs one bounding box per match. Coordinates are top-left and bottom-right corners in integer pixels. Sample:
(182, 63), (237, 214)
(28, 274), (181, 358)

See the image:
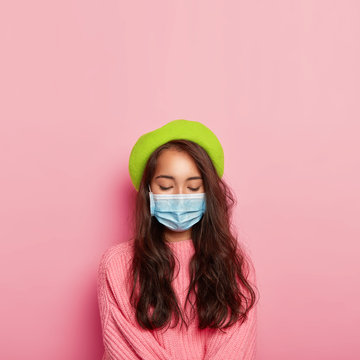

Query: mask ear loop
(148, 184), (154, 216)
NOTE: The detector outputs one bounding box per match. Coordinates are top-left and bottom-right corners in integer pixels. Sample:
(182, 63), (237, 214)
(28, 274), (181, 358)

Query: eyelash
(159, 186), (200, 191)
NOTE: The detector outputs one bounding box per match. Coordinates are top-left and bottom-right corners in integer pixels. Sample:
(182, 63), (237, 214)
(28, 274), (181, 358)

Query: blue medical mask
(149, 185), (206, 232)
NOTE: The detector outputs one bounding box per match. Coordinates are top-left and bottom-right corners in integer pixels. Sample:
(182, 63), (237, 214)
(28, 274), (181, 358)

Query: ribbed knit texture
(97, 238), (257, 360)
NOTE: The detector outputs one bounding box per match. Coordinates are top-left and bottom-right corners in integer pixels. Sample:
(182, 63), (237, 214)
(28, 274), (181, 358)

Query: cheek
(149, 181), (155, 191)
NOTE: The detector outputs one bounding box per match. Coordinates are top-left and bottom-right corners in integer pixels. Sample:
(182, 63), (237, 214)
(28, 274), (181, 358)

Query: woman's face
(150, 148), (205, 194)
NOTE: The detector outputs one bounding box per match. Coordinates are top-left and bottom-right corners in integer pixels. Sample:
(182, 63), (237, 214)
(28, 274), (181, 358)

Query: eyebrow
(155, 175), (202, 181)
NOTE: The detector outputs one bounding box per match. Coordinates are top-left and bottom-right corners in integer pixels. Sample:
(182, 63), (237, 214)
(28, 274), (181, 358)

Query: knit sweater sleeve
(97, 244), (175, 360)
(203, 257), (258, 360)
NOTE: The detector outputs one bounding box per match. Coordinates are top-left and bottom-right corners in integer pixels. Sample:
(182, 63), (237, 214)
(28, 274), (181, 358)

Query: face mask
(148, 185), (206, 232)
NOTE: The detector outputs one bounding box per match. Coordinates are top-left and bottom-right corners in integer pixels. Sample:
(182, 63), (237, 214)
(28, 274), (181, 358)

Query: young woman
(97, 119), (259, 360)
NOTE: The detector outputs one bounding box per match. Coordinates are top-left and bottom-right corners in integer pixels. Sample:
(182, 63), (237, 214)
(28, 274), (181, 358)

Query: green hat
(128, 119), (224, 191)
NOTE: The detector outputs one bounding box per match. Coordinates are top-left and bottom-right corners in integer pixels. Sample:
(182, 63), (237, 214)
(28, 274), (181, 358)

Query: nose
(175, 185), (187, 194)
(161, 185), (185, 194)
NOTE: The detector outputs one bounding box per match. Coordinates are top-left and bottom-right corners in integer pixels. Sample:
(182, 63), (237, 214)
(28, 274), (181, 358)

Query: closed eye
(159, 186), (201, 191)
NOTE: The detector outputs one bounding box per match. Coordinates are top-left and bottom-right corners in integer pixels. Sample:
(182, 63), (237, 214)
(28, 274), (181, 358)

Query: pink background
(0, 1), (359, 359)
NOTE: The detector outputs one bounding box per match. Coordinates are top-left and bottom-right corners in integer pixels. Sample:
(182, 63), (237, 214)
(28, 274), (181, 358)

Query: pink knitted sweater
(97, 238), (258, 360)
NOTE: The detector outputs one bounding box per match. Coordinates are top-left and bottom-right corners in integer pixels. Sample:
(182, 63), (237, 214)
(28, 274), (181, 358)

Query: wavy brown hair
(126, 139), (259, 332)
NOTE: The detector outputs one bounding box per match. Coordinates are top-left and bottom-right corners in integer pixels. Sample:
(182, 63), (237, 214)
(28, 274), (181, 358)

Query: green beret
(128, 119), (224, 191)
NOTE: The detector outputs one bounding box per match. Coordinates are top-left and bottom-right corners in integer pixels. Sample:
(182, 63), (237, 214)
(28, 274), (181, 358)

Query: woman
(97, 119), (259, 360)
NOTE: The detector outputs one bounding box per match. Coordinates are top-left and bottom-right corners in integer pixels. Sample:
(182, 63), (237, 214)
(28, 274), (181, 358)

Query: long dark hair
(126, 139), (259, 332)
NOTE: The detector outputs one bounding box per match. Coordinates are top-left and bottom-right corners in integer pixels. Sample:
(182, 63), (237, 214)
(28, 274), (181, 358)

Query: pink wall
(0, 1), (359, 359)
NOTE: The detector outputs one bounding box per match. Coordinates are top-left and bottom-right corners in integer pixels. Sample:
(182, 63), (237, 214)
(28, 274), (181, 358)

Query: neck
(164, 228), (192, 242)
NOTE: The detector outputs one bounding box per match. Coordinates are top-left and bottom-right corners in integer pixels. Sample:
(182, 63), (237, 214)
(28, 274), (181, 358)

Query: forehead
(154, 149), (201, 177)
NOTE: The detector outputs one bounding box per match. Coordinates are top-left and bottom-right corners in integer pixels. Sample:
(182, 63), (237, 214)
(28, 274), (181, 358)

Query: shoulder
(97, 239), (136, 307)
(98, 238), (135, 274)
